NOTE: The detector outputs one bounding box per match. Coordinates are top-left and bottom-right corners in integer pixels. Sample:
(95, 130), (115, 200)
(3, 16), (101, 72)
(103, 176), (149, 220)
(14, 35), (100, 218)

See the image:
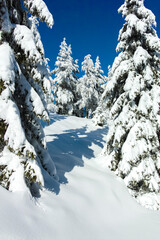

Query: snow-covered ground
(1, 114), (160, 240)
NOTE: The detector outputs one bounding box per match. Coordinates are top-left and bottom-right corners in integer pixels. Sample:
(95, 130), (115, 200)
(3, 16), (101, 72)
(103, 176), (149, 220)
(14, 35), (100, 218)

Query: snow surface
(1, 114), (160, 240)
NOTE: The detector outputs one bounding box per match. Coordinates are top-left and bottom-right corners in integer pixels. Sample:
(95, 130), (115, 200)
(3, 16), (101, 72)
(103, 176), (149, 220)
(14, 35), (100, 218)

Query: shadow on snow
(42, 114), (68, 128)
(43, 117), (108, 195)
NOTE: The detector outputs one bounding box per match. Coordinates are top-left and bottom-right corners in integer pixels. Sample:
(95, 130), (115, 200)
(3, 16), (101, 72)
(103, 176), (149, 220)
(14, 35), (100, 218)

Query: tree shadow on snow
(49, 114), (68, 124)
(42, 114), (68, 128)
(43, 123), (108, 195)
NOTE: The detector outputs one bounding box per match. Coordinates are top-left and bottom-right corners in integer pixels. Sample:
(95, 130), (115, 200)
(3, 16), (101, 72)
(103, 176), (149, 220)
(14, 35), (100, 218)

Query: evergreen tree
(92, 57), (107, 124)
(0, 0), (56, 195)
(53, 38), (79, 115)
(77, 54), (105, 118)
(94, 56), (105, 94)
(101, 0), (160, 206)
(93, 66), (110, 126)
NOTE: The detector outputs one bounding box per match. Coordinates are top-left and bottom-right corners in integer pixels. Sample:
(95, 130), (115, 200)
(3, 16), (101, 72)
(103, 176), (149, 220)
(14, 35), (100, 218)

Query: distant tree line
(52, 38), (107, 118)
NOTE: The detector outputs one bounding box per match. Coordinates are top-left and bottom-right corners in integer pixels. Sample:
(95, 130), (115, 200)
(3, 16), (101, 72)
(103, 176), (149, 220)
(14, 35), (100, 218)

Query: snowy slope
(1, 114), (160, 240)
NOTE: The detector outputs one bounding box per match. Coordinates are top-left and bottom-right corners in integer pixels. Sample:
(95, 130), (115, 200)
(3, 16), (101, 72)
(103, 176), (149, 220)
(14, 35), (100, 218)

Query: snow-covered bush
(53, 38), (79, 116)
(101, 0), (160, 207)
(0, 0), (56, 195)
(77, 55), (105, 118)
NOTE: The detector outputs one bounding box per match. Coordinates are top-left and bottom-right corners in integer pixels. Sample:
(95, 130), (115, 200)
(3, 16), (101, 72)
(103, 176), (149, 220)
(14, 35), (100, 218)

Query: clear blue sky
(39, 0), (160, 76)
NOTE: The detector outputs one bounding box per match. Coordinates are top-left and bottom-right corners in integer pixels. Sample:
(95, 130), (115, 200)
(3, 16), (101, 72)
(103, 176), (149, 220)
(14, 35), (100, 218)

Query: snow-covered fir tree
(93, 66), (110, 126)
(77, 54), (105, 118)
(53, 38), (79, 115)
(94, 56), (105, 93)
(93, 58), (108, 125)
(0, 0), (56, 195)
(100, 0), (160, 207)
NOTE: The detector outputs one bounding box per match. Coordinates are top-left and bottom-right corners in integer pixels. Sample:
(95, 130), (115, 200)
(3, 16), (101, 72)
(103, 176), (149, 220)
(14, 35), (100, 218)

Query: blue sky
(39, 0), (160, 76)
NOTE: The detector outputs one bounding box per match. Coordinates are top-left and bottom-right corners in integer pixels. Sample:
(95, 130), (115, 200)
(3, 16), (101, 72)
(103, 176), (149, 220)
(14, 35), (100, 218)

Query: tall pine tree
(94, 56), (105, 94)
(53, 38), (79, 116)
(77, 54), (105, 118)
(0, 0), (56, 195)
(101, 0), (160, 209)
(92, 56), (106, 124)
